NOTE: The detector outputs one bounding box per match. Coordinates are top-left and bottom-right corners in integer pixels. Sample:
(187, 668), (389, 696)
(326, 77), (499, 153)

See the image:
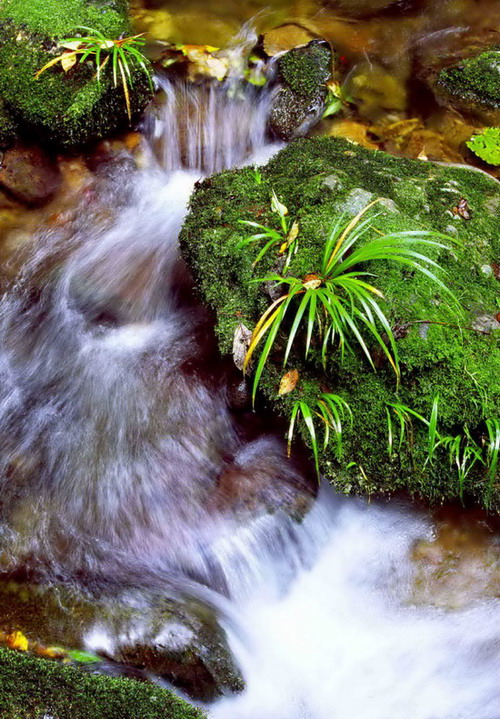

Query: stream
(0, 13), (499, 719)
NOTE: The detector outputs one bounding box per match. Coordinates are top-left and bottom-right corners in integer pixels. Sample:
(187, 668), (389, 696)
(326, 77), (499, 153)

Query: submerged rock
(0, 0), (153, 148)
(268, 40), (334, 141)
(0, 143), (61, 206)
(435, 46), (500, 123)
(0, 579), (244, 701)
(179, 137), (500, 510)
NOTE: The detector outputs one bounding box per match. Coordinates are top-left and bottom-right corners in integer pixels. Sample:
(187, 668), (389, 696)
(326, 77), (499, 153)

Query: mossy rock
(0, 647), (204, 719)
(437, 46), (500, 123)
(180, 137), (500, 510)
(0, 579), (244, 701)
(269, 40), (333, 140)
(0, 0), (153, 148)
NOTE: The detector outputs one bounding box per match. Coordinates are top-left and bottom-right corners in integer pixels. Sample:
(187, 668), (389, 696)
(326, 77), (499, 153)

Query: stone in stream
(0, 579), (244, 702)
(0, 143), (61, 206)
(0, 0), (153, 148)
(179, 137), (500, 511)
(435, 46), (500, 125)
(268, 39), (334, 141)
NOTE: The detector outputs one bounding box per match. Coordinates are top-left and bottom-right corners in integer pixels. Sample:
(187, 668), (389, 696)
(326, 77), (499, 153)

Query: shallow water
(0, 5), (499, 717)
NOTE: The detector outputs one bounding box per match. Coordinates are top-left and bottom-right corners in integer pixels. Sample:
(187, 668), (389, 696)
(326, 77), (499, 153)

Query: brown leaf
(278, 369), (299, 396)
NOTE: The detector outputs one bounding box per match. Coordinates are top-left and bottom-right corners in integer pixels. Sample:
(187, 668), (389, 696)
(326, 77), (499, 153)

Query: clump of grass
(243, 199), (458, 405)
(237, 191), (299, 268)
(288, 393), (352, 477)
(35, 26), (153, 121)
(386, 396), (499, 505)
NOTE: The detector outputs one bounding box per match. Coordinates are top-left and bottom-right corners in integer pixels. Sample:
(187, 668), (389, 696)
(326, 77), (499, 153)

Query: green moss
(438, 46), (500, 111)
(180, 137), (500, 509)
(278, 41), (332, 99)
(0, 0), (153, 147)
(0, 648), (205, 719)
(0, 100), (17, 148)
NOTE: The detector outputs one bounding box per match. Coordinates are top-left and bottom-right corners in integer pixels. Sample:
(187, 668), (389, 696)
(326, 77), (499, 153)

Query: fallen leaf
(7, 630), (28, 651)
(232, 322), (252, 371)
(279, 369), (299, 396)
(452, 198), (471, 220)
(279, 221), (299, 254)
(35, 645), (68, 659)
(61, 52), (77, 72)
(303, 273), (322, 290)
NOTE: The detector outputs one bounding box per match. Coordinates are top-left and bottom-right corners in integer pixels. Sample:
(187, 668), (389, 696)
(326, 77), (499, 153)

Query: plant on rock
(288, 393), (352, 477)
(386, 397), (499, 506)
(35, 26), (153, 121)
(244, 199), (457, 402)
(240, 197), (458, 478)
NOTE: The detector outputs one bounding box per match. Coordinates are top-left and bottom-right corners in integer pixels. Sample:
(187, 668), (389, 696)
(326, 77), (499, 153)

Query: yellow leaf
(7, 630), (29, 651)
(61, 52), (77, 72)
(59, 41), (83, 51)
(302, 274), (322, 290)
(278, 369), (299, 396)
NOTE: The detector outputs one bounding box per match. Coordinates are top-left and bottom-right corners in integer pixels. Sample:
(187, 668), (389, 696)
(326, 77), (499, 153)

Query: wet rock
(435, 46), (500, 124)
(180, 137), (500, 509)
(269, 40), (333, 141)
(0, 580), (244, 702)
(262, 23), (319, 57)
(320, 0), (424, 17)
(0, 0), (153, 148)
(0, 144), (61, 206)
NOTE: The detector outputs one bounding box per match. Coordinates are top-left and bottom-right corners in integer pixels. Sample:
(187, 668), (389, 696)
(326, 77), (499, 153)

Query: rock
(0, 144), (61, 206)
(262, 23), (319, 57)
(435, 46), (500, 124)
(0, 0), (154, 148)
(269, 40), (333, 141)
(0, 646), (203, 719)
(320, 0), (426, 17)
(0, 580), (244, 702)
(179, 137), (500, 510)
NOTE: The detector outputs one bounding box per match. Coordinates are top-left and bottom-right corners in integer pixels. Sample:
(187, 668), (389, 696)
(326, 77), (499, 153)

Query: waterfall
(0, 38), (498, 719)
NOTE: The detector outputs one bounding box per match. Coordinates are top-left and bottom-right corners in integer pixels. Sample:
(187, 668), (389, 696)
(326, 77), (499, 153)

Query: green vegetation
(243, 197), (457, 404)
(289, 393), (352, 477)
(0, 0), (153, 147)
(180, 137), (500, 509)
(0, 647), (205, 719)
(438, 46), (500, 114)
(36, 26), (153, 121)
(466, 127), (500, 165)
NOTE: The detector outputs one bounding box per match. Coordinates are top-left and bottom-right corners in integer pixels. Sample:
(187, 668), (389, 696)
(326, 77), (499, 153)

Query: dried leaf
(232, 322), (252, 371)
(303, 273), (322, 290)
(7, 630), (29, 651)
(279, 221), (299, 254)
(271, 191), (288, 217)
(279, 369), (299, 396)
(61, 52), (77, 72)
(59, 41), (83, 51)
(35, 645), (68, 659)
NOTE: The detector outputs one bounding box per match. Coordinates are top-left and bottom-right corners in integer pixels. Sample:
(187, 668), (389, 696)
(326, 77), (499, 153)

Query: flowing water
(0, 20), (499, 719)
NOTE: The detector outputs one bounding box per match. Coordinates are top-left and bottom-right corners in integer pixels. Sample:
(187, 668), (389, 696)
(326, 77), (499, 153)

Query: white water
(210, 490), (500, 719)
(0, 49), (498, 719)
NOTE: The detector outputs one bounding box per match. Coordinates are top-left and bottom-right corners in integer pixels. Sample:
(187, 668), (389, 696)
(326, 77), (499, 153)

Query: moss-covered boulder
(0, 580), (244, 701)
(268, 40), (333, 141)
(180, 138), (500, 510)
(0, 0), (153, 148)
(0, 647), (204, 719)
(436, 46), (500, 124)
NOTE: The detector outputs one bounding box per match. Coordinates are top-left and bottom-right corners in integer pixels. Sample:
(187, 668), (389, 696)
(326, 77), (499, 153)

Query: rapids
(0, 34), (498, 719)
